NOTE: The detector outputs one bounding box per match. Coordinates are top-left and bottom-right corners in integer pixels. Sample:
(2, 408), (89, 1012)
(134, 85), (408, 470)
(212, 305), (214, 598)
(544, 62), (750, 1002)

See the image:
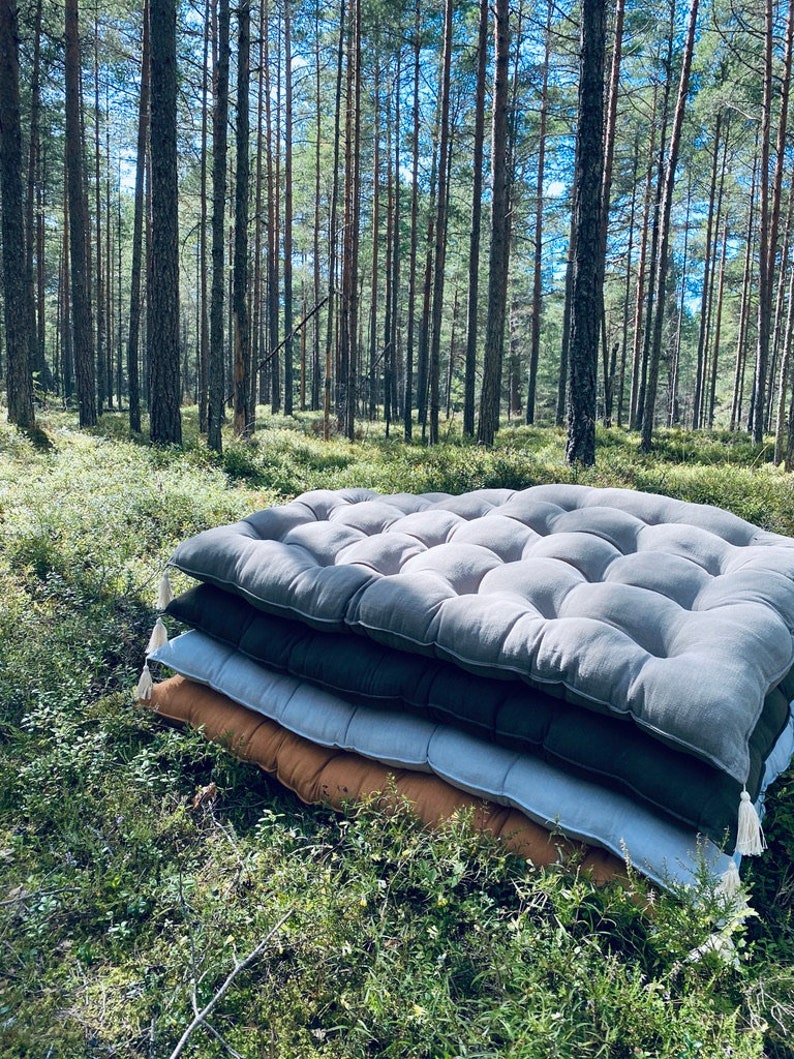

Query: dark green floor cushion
(167, 484), (794, 785)
(149, 630), (736, 890)
(166, 583), (793, 847)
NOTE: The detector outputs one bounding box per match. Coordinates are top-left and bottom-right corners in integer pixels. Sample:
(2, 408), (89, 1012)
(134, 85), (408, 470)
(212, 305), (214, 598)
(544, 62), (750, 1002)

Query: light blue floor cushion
(150, 630), (748, 891)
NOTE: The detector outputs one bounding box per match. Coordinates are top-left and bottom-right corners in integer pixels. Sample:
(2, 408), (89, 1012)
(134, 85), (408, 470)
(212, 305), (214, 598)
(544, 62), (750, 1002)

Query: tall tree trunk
(477, 0), (511, 447)
(617, 135), (640, 427)
(668, 168), (692, 426)
(463, 0), (489, 436)
(556, 209), (575, 427)
(774, 255), (794, 463)
(565, 0), (605, 465)
(61, 186), (75, 400)
(640, 0), (698, 453)
(428, 0), (454, 445)
(404, 0), (421, 441)
(707, 218), (729, 428)
(730, 146), (758, 430)
(767, 194), (794, 428)
(65, 0), (97, 427)
(750, 2), (774, 440)
(383, 55), (401, 433)
(148, 0), (181, 444)
(323, 0), (345, 438)
(126, 0), (149, 433)
(628, 85), (658, 429)
(252, 0), (266, 411)
(208, 0), (229, 452)
(526, 0), (552, 426)
(693, 110), (721, 429)
(339, 0), (361, 439)
(0, 0), (36, 428)
(635, 16), (674, 433)
(752, 0), (793, 442)
(26, 0), (52, 393)
(94, 11), (106, 415)
(311, 0), (322, 412)
(264, 4), (281, 412)
(233, 0), (251, 435)
(198, 0), (211, 431)
(368, 64), (381, 421)
(104, 112), (114, 409)
(283, 0), (294, 416)
(598, 0), (625, 428)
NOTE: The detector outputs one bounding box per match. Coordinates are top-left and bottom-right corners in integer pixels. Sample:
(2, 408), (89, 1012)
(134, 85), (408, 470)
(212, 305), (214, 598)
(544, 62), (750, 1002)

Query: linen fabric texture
(167, 484), (794, 783)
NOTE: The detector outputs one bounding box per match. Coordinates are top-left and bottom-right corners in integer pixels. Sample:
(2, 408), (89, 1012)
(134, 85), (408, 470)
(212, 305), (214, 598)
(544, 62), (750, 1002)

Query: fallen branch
(0, 886), (78, 908)
(167, 908), (294, 1059)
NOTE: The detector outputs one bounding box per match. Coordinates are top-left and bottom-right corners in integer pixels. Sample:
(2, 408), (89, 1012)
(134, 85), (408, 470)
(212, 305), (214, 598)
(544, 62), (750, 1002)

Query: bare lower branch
(167, 908), (294, 1059)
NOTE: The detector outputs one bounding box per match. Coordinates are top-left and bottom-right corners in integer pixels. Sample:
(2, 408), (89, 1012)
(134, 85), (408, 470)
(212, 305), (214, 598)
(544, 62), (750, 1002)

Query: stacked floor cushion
(147, 484), (794, 890)
(149, 674), (626, 885)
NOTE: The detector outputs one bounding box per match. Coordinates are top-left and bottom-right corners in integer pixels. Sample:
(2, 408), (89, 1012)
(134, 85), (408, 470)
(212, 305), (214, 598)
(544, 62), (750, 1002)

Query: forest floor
(1, 408), (793, 1058)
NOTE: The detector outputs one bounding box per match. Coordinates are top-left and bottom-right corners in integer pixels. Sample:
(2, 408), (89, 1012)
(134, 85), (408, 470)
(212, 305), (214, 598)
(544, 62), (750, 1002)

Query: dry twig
(167, 908), (294, 1059)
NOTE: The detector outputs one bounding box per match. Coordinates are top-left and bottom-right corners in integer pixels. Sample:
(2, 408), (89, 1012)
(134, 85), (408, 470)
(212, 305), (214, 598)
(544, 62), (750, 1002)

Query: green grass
(1, 408), (793, 1057)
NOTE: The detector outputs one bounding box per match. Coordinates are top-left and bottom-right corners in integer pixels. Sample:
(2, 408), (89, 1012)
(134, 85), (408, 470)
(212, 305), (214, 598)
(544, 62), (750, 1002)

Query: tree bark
(126, 0), (149, 433)
(617, 135), (639, 427)
(264, 0), (281, 413)
(774, 257), (794, 463)
(628, 85), (657, 429)
(597, 0), (625, 429)
(693, 110), (721, 429)
(94, 13), (106, 415)
(233, 0), (251, 435)
(208, 0), (229, 452)
(0, 0), (36, 428)
(429, 0), (454, 445)
(404, 0), (421, 441)
(707, 218), (729, 428)
(751, 0), (782, 442)
(463, 0), (489, 437)
(25, 0), (52, 393)
(283, 0), (294, 416)
(640, 0), (698, 453)
(368, 64), (382, 421)
(526, 0), (552, 426)
(339, 0), (361, 440)
(323, 0), (345, 438)
(198, 0), (211, 431)
(477, 0), (511, 447)
(565, 0), (605, 466)
(65, 0), (97, 427)
(755, 0), (794, 440)
(147, 0), (182, 444)
(311, 0), (322, 412)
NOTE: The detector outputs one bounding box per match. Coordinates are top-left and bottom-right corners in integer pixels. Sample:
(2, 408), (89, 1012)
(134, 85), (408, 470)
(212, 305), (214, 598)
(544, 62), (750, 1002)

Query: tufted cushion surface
(166, 583), (794, 845)
(168, 484), (794, 783)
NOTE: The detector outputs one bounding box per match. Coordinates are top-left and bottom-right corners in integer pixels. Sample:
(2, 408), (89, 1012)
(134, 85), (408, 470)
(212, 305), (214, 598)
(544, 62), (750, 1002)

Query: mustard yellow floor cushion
(149, 674), (625, 886)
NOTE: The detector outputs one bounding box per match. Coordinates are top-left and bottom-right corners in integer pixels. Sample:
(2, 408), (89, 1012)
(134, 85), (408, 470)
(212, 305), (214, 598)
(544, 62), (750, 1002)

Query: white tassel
(717, 859), (742, 900)
(735, 790), (767, 856)
(686, 930), (736, 965)
(157, 570), (174, 611)
(135, 663), (153, 701)
(146, 617), (168, 654)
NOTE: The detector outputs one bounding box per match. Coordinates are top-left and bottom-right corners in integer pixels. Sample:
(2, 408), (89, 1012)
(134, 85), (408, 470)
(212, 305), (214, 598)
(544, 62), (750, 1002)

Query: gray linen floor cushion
(165, 582), (794, 847)
(166, 484), (794, 786)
